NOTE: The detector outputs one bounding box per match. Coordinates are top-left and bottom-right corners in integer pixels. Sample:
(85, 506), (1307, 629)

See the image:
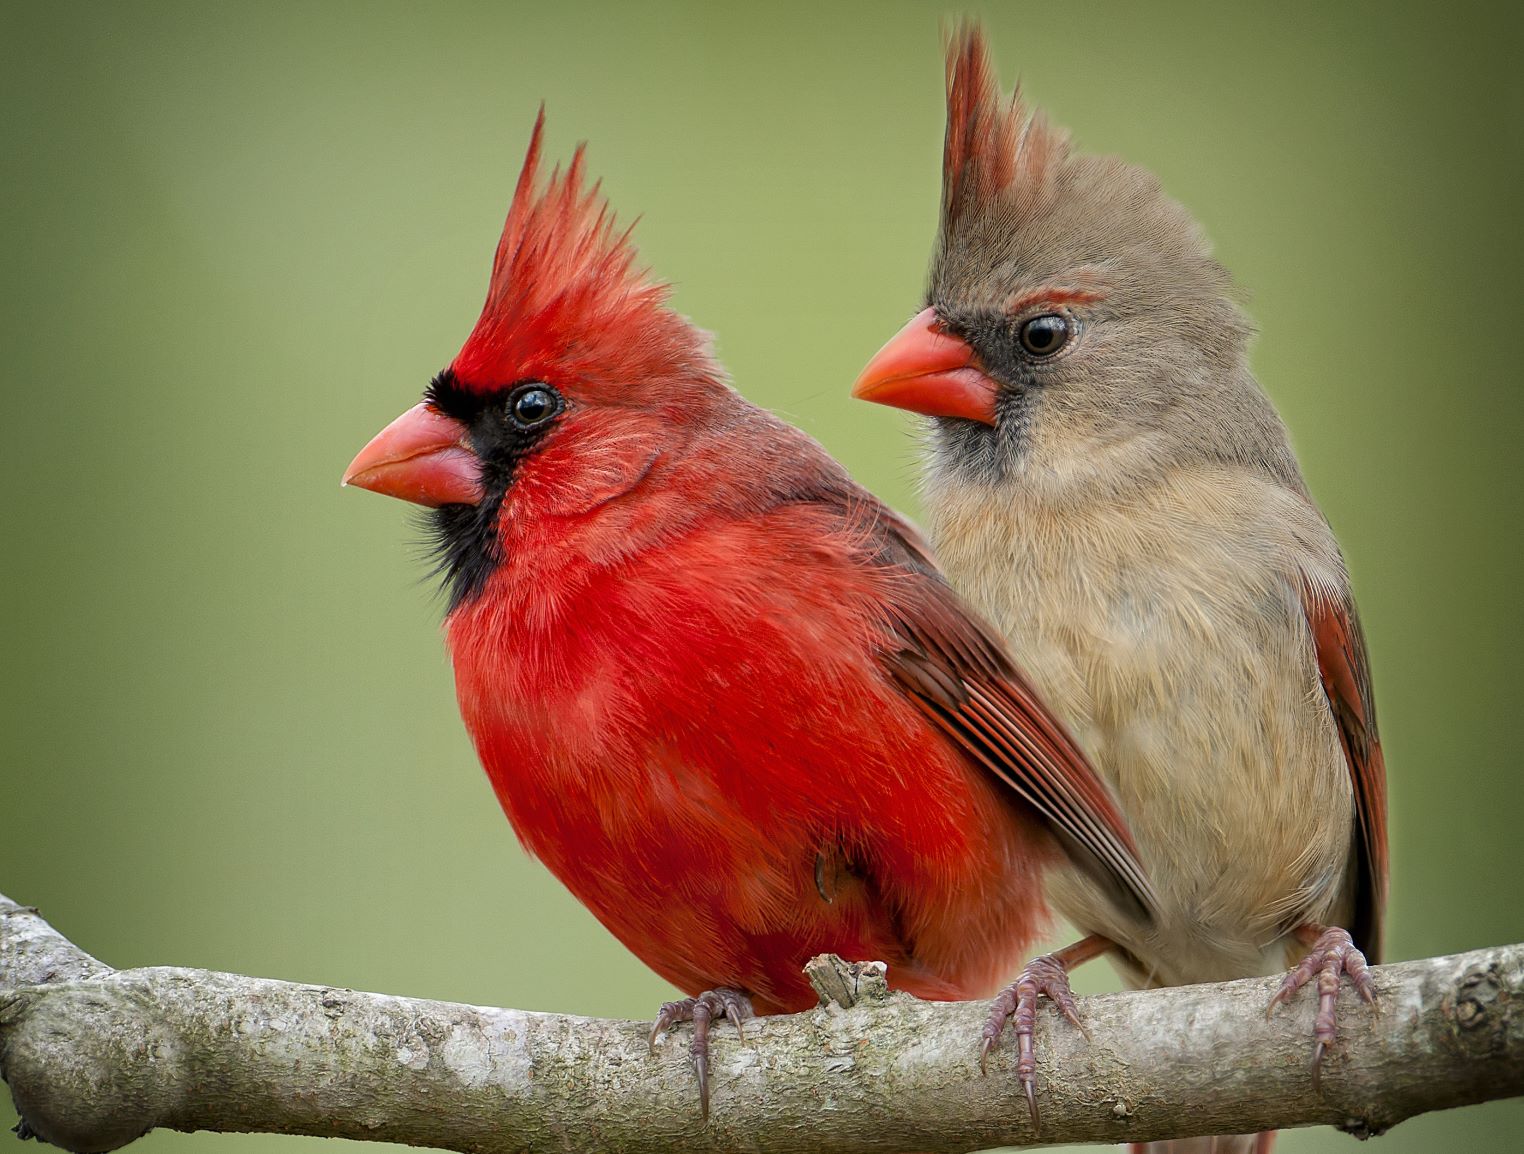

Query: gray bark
(2, 893), (1520, 1153)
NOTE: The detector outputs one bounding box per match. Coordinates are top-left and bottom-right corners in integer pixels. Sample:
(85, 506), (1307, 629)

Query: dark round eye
(508, 384), (560, 429)
(1018, 314), (1070, 358)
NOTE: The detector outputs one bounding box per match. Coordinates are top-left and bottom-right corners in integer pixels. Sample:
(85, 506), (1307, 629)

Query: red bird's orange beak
(851, 307), (998, 426)
(342, 403), (483, 507)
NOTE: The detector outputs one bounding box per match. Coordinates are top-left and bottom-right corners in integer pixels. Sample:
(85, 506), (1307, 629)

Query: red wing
(871, 512), (1157, 923)
(1305, 583), (1389, 961)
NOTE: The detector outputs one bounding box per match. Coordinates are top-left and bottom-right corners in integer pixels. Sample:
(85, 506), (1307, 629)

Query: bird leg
(649, 987), (754, 1122)
(981, 934), (1112, 1130)
(1266, 923), (1376, 1087)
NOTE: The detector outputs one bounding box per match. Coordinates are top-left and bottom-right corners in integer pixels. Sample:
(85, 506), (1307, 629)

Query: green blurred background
(3, 1), (1520, 1150)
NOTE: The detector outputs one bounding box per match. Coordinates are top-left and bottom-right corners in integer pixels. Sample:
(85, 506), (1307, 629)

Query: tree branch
(2, 892), (1520, 1153)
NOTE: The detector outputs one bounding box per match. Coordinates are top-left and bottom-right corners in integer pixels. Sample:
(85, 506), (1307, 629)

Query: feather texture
(356, 114), (1156, 1018)
(1304, 585), (1389, 960)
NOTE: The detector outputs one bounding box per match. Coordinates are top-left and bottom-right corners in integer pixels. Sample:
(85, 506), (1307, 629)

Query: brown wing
(1305, 583), (1389, 961)
(864, 505), (1157, 923)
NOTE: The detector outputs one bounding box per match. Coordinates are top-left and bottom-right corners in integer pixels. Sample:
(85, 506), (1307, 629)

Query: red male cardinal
(344, 111), (1155, 1118)
(854, 27), (1388, 1153)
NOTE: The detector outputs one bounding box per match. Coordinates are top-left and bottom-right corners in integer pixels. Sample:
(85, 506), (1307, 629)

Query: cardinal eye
(507, 383), (561, 430)
(1018, 314), (1070, 358)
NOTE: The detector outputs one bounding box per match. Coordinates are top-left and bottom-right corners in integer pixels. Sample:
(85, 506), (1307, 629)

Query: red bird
(344, 113), (1154, 1116)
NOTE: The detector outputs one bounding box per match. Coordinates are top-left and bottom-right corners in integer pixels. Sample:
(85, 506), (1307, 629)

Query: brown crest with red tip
(942, 24), (1070, 231)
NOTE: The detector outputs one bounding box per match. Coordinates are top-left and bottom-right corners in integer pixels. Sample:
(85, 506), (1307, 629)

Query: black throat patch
(420, 368), (560, 613)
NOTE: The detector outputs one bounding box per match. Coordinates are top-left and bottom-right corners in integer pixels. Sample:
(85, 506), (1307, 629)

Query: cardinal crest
(942, 25), (1071, 232)
(451, 110), (670, 389)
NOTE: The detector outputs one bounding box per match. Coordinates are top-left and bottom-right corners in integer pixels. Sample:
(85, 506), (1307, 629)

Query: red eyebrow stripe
(1005, 287), (1106, 315)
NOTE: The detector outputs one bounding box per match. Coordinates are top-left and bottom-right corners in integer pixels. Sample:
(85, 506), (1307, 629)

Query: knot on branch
(1445, 962), (1517, 1056)
(0, 979), (176, 1153)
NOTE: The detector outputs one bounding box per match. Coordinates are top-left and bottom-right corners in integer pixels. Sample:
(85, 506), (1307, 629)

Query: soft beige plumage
(855, 27), (1388, 1152)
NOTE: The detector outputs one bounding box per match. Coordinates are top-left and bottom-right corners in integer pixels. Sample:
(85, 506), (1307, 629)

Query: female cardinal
(343, 111), (1154, 1117)
(854, 26), (1388, 1151)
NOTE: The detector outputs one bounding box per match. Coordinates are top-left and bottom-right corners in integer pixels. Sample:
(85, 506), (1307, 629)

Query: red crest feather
(451, 109), (680, 390)
(942, 24), (1069, 229)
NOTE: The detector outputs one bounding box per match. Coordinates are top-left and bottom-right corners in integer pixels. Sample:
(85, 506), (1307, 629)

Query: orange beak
(851, 307), (998, 426)
(342, 403), (483, 507)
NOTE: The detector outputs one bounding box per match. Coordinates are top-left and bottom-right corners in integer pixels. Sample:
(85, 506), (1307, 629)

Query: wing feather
(865, 506), (1157, 922)
(1305, 583), (1389, 960)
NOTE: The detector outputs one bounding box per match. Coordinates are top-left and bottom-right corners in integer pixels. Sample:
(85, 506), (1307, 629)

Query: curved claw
(1265, 924), (1377, 1085)
(979, 982), (1019, 1076)
(723, 998), (749, 1041)
(649, 998), (688, 1055)
(982, 952), (1089, 1132)
(695, 1051), (710, 1120)
(648, 987), (754, 1123)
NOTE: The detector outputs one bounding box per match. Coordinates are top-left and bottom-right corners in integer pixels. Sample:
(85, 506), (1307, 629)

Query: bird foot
(981, 953), (1088, 1131)
(649, 987), (754, 1122)
(1266, 924), (1376, 1087)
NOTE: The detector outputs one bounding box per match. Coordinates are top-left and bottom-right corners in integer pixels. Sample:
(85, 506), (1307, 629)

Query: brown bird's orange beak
(342, 403), (483, 507)
(851, 307), (998, 426)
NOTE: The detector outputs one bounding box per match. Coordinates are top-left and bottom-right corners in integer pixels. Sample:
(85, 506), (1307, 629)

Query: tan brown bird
(855, 27), (1388, 1153)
